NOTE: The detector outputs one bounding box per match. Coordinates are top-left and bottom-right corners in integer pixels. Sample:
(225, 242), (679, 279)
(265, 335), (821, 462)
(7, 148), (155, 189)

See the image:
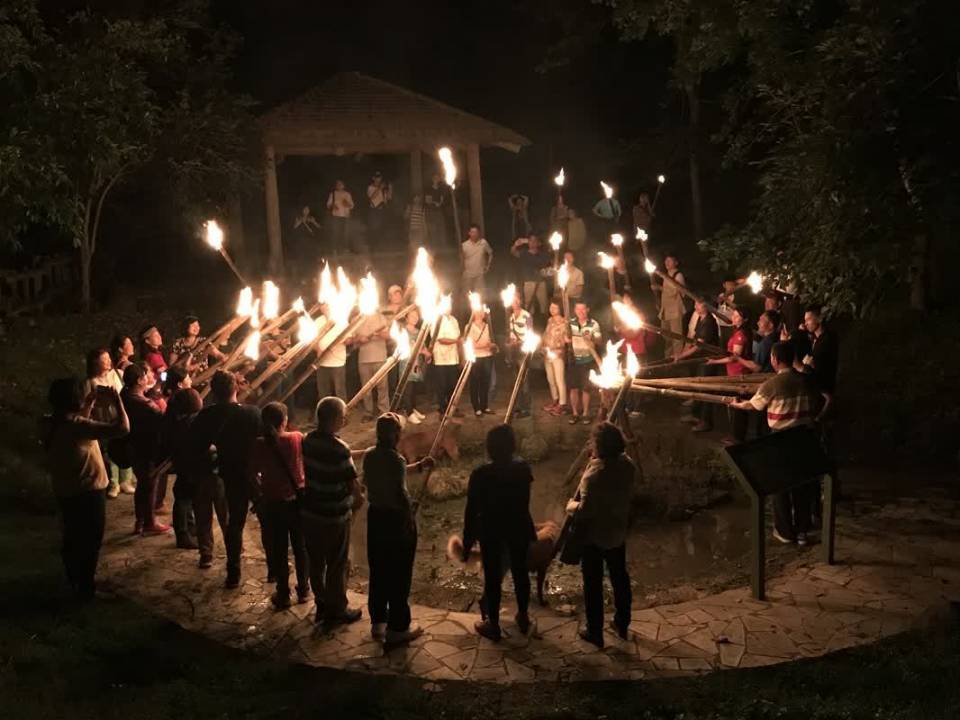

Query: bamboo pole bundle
(503, 351), (532, 424)
(239, 319), (335, 402)
(631, 377), (762, 396)
(630, 383), (737, 406)
(390, 322), (430, 412)
(345, 355), (400, 412)
(650, 268), (732, 325)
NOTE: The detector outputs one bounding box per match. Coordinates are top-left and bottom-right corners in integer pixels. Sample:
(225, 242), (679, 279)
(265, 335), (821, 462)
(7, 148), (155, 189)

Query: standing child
(361, 413), (434, 643)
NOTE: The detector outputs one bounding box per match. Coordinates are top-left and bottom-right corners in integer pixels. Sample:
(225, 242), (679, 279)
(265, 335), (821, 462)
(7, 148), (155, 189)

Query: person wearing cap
(361, 413), (434, 644)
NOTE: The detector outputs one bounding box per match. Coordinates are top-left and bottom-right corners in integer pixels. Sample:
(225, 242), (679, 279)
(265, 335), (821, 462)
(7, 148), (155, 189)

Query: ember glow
(358, 272), (379, 316)
(611, 233), (624, 248)
(204, 219), (224, 251)
(600, 181), (614, 199)
(236, 286), (254, 316)
(644, 258), (657, 274)
(462, 338), (476, 363)
(520, 330), (541, 354)
(590, 340), (625, 389)
(391, 322), (411, 360)
(261, 280), (280, 320)
(598, 251), (615, 270)
(549, 232), (563, 252)
(501, 283), (516, 309)
(557, 263), (570, 290)
(438, 147), (457, 188)
(612, 301), (643, 331)
(746, 271), (764, 294)
(636, 228), (648, 242)
(554, 168), (565, 187)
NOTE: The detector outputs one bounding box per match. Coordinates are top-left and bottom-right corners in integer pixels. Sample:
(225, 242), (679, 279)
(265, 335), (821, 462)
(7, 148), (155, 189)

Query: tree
(0, 1), (257, 311)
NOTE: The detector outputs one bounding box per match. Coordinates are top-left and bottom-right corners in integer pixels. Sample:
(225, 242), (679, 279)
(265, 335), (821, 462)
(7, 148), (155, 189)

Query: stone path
(99, 488), (960, 683)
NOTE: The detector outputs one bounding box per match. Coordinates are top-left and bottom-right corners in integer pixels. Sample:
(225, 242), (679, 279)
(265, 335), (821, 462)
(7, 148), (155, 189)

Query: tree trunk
(684, 80), (704, 243)
(79, 238), (92, 314)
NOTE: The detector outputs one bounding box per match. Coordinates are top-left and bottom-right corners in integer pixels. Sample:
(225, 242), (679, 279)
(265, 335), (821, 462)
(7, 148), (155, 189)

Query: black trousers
(367, 505), (417, 632)
(581, 543), (631, 637)
(469, 356), (493, 412)
(58, 489), (106, 599)
(222, 475), (250, 580)
(692, 362), (717, 427)
(172, 473), (197, 543)
(435, 364), (460, 412)
(259, 500), (309, 595)
(729, 406), (749, 442)
(773, 483), (816, 539)
(400, 379), (422, 415)
(480, 535), (530, 627)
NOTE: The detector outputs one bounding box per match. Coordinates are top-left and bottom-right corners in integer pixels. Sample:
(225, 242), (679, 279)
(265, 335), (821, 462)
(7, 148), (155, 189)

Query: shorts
(566, 361), (592, 391)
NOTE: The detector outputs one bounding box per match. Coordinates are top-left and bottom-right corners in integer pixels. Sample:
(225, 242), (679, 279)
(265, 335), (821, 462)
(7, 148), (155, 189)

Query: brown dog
(447, 520), (561, 609)
(397, 418), (462, 464)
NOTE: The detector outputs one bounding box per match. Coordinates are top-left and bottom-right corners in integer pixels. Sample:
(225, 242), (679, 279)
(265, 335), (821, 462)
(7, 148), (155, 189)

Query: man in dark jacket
(190, 371), (261, 587)
(301, 396), (364, 627)
(462, 424), (536, 641)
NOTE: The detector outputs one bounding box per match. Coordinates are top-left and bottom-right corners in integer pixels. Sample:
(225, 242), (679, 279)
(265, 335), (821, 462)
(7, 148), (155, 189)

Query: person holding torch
(567, 301), (602, 425)
(464, 297), (495, 416)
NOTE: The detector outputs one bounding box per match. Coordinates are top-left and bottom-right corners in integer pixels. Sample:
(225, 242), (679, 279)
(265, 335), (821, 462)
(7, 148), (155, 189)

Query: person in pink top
(249, 401), (309, 609)
(707, 308), (752, 442)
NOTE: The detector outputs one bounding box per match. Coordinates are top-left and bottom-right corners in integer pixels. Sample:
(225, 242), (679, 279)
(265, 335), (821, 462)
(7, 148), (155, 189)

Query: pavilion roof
(261, 72), (531, 155)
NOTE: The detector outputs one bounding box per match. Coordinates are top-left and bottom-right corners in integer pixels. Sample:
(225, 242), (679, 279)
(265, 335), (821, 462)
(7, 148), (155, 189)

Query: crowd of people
(44, 183), (841, 647)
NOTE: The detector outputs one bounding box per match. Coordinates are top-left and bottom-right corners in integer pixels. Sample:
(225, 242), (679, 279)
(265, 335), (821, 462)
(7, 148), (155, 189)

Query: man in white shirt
(326, 180), (354, 255)
(431, 310), (461, 415)
(366, 172), (392, 239)
(461, 224), (492, 295)
(561, 251), (585, 302)
(506, 296), (533, 418)
(316, 303), (350, 400)
(350, 311), (390, 420)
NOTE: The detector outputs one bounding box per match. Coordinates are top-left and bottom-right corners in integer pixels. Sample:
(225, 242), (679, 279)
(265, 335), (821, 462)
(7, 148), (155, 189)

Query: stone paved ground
(99, 487), (960, 683)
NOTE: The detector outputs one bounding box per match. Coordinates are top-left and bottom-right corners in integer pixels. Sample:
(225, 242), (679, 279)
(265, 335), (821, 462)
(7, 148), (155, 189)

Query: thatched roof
(261, 72), (530, 155)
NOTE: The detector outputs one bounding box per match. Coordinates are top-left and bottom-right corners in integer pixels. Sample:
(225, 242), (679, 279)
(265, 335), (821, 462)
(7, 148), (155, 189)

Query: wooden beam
(410, 149), (423, 197)
(466, 143), (484, 235)
(264, 143), (284, 276)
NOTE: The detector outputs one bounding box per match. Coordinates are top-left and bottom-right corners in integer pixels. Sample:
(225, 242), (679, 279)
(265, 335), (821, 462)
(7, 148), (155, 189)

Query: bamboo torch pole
(390, 322), (430, 412)
(503, 330), (541, 424)
(239, 318), (333, 401)
(630, 382), (737, 406)
(346, 355), (400, 413)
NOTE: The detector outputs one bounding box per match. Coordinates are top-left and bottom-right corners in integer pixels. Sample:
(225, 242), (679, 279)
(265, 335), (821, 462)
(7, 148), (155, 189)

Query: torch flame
(657, 174), (666, 184)
(554, 168), (565, 187)
(501, 283), (516, 309)
(521, 330), (541, 355)
(548, 231), (563, 252)
(636, 228), (648, 242)
(329, 268), (356, 326)
(262, 280), (280, 320)
(248, 299), (261, 329)
(590, 340), (625, 389)
(236, 287), (253, 317)
(600, 181), (614, 199)
(318, 263), (336, 305)
(412, 247), (441, 325)
(243, 331), (260, 361)
(438, 294), (452, 317)
(297, 315), (319, 344)
(557, 263), (569, 290)
(462, 338), (476, 364)
(358, 272), (379, 316)
(625, 345), (640, 378)
(438, 147), (457, 188)
(644, 258), (657, 275)
(612, 301), (643, 331)
(291, 297), (305, 314)
(204, 220), (224, 251)
(611, 233), (624, 248)
(391, 322), (411, 360)
(468, 291), (483, 314)
(746, 271), (764, 294)
(598, 251), (615, 270)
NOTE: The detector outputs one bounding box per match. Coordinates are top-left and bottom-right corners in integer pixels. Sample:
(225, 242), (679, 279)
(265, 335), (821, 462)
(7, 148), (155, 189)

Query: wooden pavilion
(259, 72), (531, 272)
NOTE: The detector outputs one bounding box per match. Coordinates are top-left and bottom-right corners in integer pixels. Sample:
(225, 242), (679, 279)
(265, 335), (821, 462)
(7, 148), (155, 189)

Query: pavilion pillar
(264, 143), (283, 275)
(409, 149), (423, 197)
(466, 143), (484, 235)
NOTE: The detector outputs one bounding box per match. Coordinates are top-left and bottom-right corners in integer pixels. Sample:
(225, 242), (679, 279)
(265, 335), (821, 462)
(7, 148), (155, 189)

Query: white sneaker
(385, 625), (423, 645)
(412, 409), (425, 420)
(772, 529), (795, 544)
(407, 412), (422, 425)
(371, 623), (387, 642)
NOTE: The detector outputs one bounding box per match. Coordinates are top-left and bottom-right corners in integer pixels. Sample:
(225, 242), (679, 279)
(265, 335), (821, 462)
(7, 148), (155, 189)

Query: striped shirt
(748, 369), (818, 431)
(508, 309), (531, 343)
(569, 317), (601, 365)
(302, 431), (358, 521)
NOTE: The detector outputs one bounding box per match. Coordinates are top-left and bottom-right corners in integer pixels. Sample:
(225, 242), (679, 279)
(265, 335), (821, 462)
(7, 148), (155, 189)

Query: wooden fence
(0, 255), (76, 317)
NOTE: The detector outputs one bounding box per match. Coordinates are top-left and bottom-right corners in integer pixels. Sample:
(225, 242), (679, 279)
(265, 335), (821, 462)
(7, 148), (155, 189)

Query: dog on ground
(447, 520), (561, 611)
(397, 417), (462, 464)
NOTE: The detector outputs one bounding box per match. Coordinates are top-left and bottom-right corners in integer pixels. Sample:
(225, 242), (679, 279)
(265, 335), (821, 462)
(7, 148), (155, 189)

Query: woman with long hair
(542, 300), (569, 416)
(463, 307), (495, 416)
(110, 334), (135, 376)
(45, 377), (129, 600)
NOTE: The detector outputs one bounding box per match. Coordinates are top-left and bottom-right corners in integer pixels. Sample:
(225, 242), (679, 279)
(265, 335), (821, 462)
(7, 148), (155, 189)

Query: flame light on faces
(204, 220), (224, 251)
(598, 251), (616, 270)
(746, 271), (764, 294)
(438, 147), (457, 188)
(236, 287), (254, 316)
(501, 283), (516, 309)
(600, 181), (614, 199)
(261, 280), (280, 320)
(554, 168), (565, 187)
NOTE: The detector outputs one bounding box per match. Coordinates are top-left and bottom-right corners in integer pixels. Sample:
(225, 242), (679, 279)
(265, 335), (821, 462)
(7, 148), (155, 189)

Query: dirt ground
(287, 375), (804, 615)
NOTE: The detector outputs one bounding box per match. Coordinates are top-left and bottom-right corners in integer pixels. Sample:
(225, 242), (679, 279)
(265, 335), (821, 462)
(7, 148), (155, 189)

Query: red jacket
(249, 431), (305, 502)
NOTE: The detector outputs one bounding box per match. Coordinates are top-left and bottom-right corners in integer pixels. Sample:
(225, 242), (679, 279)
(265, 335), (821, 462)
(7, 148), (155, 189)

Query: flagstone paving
(99, 488), (960, 683)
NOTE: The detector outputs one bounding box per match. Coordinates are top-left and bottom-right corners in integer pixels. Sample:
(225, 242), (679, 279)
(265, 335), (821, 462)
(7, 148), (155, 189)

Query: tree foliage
(0, 0), (257, 309)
